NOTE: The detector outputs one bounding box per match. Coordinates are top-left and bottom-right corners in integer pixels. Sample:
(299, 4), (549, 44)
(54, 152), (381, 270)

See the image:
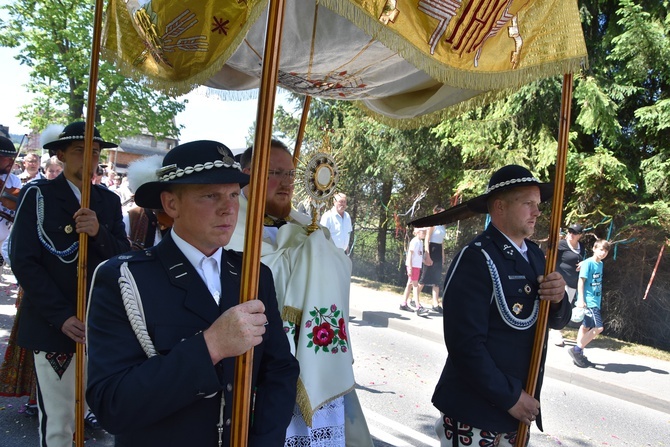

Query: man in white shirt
(320, 193), (353, 253)
(18, 152), (45, 185)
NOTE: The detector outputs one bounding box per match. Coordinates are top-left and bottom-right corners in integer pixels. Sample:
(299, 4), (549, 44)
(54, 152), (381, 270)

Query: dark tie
(264, 215), (287, 228)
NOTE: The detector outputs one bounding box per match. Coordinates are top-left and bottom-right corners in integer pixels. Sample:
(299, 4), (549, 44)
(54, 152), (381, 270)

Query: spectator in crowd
(320, 192), (353, 254)
(116, 176), (133, 208)
(568, 239), (611, 368)
(12, 160), (23, 176)
(106, 170), (118, 189)
(123, 155), (171, 250)
(418, 205), (447, 314)
(0, 136), (35, 414)
(92, 165), (106, 185)
(18, 152), (45, 184)
(44, 156), (64, 180)
(552, 223), (586, 346)
(400, 227), (428, 316)
(0, 136), (22, 266)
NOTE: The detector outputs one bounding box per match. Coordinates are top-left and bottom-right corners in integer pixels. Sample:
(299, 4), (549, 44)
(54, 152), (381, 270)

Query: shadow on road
(593, 362), (669, 375)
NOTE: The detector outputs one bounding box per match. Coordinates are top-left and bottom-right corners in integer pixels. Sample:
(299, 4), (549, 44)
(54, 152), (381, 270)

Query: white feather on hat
(39, 124), (65, 149)
(127, 155), (164, 194)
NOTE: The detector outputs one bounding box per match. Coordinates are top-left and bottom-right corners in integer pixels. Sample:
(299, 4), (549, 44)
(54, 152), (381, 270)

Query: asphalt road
(0, 270), (112, 446)
(350, 316), (670, 447)
(2, 271), (668, 446)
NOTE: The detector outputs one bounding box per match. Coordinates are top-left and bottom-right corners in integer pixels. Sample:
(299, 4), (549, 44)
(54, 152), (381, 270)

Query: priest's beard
(266, 201), (292, 219)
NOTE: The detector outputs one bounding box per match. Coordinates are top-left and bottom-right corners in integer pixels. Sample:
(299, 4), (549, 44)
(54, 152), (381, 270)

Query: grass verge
(559, 328), (670, 362)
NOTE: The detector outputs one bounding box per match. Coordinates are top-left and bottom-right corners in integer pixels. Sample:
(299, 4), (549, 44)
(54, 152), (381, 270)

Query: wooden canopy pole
(293, 95), (312, 163)
(515, 73), (573, 447)
(231, 1), (287, 446)
(74, 0), (105, 445)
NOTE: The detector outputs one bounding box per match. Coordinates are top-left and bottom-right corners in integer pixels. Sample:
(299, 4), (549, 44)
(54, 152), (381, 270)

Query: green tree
(275, 97), (459, 282)
(428, 0), (669, 234)
(0, 0), (185, 140)
(274, 1), (670, 348)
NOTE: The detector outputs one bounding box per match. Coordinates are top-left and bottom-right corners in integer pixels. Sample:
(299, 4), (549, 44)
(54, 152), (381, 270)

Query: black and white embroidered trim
(156, 157), (241, 181)
(54, 135), (105, 143)
(486, 176), (540, 194)
(29, 186), (79, 263)
(481, 249), (539, 330)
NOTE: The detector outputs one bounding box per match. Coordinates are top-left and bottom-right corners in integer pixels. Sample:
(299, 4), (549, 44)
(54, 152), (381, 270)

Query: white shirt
(495, 224), (529, 262)
(172, 229), (222, 304)
(429, 225), (447, 244)
(66, 178), (82, 204)
(408, 236), (424, 268)
(19, 170), (45, 184)
(319, 208), (352, 251)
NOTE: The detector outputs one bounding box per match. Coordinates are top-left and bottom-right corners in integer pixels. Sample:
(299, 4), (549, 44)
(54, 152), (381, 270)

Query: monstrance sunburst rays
(293, 133), (347, 234)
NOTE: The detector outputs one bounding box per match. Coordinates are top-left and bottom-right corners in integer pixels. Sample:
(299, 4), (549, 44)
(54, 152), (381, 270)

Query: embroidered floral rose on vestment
(305, 304), (350, 354)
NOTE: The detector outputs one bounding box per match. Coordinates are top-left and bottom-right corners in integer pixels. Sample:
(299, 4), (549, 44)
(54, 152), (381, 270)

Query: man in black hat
(431, 165), (571, 446)
(9, 122), (130, 446)
(85, 140), (299, 447)
(0, 136), (22, 265)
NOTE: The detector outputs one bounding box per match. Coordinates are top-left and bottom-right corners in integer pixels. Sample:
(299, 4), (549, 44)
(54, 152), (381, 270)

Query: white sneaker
(550, 329), (564, 346)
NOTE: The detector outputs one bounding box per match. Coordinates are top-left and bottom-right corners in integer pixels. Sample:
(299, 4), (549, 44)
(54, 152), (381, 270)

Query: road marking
(364, 407), (441, 446)
(368, 426), (414, 446)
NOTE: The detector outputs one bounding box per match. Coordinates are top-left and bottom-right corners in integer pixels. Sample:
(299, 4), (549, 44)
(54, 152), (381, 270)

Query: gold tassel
(294, 379), (355, 428)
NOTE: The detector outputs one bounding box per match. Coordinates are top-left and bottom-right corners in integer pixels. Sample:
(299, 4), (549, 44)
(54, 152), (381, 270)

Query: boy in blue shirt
(569, 239), (611, 367)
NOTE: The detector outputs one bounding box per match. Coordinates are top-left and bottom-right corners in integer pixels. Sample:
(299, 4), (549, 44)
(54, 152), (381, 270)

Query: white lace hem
(284, 396), (345, 447)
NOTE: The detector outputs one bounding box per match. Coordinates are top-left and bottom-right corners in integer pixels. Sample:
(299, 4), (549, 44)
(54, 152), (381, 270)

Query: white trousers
(34, 351), (89, 447)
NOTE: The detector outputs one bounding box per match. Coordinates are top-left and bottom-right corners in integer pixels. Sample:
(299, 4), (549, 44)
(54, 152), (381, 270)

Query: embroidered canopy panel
(103, 0), (587, 126)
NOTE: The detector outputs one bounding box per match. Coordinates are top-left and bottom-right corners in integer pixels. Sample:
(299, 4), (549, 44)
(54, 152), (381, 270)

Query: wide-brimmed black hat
(0, 136), (17, 157)
(43, 121), (117, 156)
(134, 140), (250, 209)
(410, 164), (553, 227)
(567, 223), (584, 234)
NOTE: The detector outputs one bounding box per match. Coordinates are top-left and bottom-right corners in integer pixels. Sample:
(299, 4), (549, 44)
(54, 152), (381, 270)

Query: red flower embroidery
(305, 304), (349, 353)
(312, 322), (335, 346)
(338, 318), (348, 342)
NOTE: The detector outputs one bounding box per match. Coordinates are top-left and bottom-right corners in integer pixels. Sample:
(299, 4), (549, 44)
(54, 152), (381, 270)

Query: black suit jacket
(10, 174), (130, 353)
(432, 224), (570, 433)
(86, 232), (299, 447)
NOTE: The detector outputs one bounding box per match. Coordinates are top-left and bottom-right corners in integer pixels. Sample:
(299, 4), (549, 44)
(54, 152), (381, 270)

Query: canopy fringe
(319, 0), (588, 92)
(355, 88), (516, 130)
(102, 0), (270, 96)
